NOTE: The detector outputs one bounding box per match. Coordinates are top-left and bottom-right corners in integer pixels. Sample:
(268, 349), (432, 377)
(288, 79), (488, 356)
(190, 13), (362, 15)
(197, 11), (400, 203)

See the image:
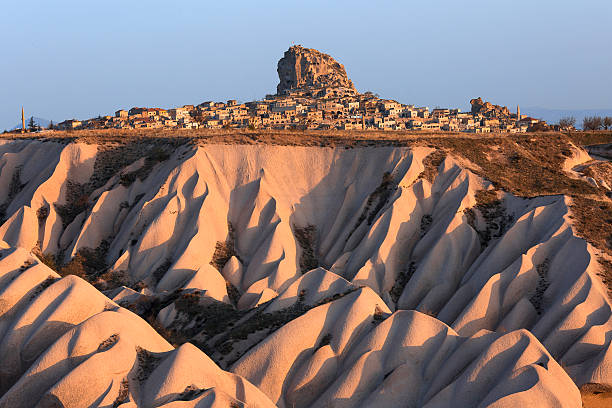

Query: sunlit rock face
(277, 45), (356, 94)
(470, 97), (511, 117)
(0, 138), (609, 407)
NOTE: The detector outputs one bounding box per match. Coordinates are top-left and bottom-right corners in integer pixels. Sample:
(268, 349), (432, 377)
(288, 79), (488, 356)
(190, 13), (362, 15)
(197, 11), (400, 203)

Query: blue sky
(1, 0), (611, 130)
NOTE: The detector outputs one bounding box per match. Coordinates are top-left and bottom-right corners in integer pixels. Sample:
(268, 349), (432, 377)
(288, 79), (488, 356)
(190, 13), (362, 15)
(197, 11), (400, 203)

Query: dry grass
(464, 190), (514, 249)
(567, 131), (612, 147)
(419, 150), (446, 183)
(293, 224), (319, 274)
(5, 127), (609, 147)
(580, 383), (612, 408)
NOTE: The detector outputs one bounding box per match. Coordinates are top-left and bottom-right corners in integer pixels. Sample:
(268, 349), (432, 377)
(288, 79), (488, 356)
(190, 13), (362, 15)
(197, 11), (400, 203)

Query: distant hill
(11, 117), (53, 130)
(522, 107), (612, 128)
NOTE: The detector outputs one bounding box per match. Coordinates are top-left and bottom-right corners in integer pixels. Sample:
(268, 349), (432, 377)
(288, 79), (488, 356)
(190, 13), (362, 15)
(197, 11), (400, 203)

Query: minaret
(21, 107), (25, 133)
(517, 105), (521, 121)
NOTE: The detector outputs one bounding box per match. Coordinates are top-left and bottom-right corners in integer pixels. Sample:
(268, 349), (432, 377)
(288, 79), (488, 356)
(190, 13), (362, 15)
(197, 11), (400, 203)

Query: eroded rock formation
(0, 138), (610, 407)
(277, 45), (355, 94)
(470, 97), (511, 117)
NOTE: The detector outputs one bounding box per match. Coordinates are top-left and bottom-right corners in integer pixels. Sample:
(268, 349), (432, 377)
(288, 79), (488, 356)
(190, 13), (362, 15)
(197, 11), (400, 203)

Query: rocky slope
(0, 136), (610, 407)
(0, 242), (275, 407)
(277, 45), (355, 94)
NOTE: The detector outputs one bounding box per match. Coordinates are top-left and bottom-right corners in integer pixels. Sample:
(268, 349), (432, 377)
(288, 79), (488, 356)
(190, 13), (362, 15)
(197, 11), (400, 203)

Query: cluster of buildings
(54, 87), (544, 133)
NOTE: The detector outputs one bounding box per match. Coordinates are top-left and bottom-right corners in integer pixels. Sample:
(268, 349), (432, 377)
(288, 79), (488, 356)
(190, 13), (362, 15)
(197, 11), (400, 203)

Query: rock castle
(51, 46), (545, 133)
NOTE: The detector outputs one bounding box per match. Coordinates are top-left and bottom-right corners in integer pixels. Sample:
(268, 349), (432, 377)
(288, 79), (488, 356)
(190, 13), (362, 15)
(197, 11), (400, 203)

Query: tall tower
(517, 105), (521, 121)
(21, 107), (25, 133)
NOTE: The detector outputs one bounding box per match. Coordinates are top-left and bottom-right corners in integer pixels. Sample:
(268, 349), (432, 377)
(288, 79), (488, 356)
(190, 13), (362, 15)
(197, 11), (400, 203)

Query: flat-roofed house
(57, 119), (82, 130)
(128, 107), (147, 117)
(169, 107), (189, 120)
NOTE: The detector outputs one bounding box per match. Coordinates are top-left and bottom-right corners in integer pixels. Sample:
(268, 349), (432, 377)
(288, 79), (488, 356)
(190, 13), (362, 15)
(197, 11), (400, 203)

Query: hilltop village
(54, 46), (547, 133)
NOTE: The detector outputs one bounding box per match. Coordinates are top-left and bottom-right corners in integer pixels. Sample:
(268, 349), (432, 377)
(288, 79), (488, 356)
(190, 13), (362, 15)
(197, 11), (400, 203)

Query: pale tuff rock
(0, 139), (611, 407)
(0, 243), (275, 408)
(277, 45), (356, 94)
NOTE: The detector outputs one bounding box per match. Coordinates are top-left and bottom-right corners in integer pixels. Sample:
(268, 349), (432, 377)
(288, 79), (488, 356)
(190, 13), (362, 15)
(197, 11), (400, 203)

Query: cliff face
(277, 45), (355, 94)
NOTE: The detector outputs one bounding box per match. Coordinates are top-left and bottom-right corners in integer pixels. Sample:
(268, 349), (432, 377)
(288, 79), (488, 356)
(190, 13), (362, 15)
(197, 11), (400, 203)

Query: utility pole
(21, 107), (25, 133)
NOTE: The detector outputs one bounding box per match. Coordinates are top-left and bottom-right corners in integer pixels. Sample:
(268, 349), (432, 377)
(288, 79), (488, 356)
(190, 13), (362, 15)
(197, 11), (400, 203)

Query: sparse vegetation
(208, 222), (243, 304)
(51, 140), (177, 229)
(131, 285), (363, 366)
(98, 333), (119, 352)
(465, 190), (514, 248)
(118, 146), (171, 187)
(151, 258), (173, 284)
(54, 180), (89, 229)
(419, 214), (433, 238)
(210, 222), (239, 271)
(226, 281), (241, 306)
(36, 204), (49, 223)
(0, 166), (25, 222)
(29, 276), (59, 300)
(96, 269), (130, 291)
(365, 172), (397, 225)
(389, 261), (417, 303)
(112, 378), (129, 408)
(372, 305), (388, 324)
(34, 250), (58, 272)
(57, 241), (110, 279)
(346, 171), (398, 243)
(176, 384), (207, 402)
(570, 196), (612, 297)
(293, 224), (319, 273)
(419, 150), (446, 183)
(529, 258), (551, 315)
(135, 347), (162, 383)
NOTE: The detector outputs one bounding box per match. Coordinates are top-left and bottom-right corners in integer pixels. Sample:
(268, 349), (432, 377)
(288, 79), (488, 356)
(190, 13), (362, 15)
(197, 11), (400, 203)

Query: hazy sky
(1, 0), (611, 130)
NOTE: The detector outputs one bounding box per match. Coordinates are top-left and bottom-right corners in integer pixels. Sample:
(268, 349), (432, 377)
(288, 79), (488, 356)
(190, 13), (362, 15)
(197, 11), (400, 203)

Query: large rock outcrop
(277, 45), (356, 94)
(470, 97), (511, 117)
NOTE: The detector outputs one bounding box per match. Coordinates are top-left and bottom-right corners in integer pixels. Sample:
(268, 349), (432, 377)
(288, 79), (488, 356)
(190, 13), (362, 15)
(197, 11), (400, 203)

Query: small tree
(593, 116), (603, 130)
(583, 116), (603, 131)
(558, 116), (576, 130)
(27, 116), (37, 132)
(190, 110), (204, 123)
(48, 120), (54, 130)
(603, 116), (612, 130)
